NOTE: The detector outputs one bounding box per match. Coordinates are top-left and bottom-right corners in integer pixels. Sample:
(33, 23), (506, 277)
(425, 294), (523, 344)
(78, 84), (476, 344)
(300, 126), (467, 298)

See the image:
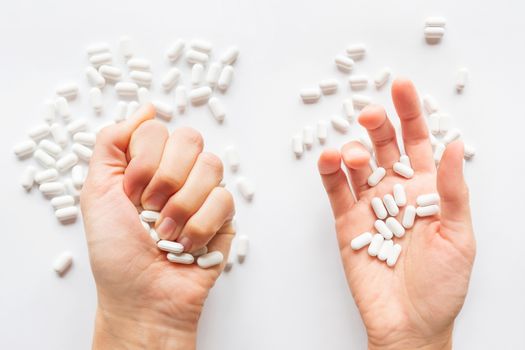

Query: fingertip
(318, 148), (342, 175)
(341, 142), (370, 169)
(358, 105), (386, 129)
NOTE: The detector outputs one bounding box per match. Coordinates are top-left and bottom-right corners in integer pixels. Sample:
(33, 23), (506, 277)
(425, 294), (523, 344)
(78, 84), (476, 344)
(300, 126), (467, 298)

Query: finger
(358, 105), (400, 168)
(318, 148), (355, 219)
(123, 120), (169, 205)
(177, 187), (235, 252)
(156, 152), (224, 241)
(141, 127), (204, 210)
(341, 141), (372, 197)
(391, 78), (435, 172)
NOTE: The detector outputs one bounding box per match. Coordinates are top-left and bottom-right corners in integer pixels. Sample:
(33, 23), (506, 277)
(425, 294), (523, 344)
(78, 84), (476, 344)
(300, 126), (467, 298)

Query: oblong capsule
(149, 228), (160, 242)
(34, 149), (56, 168)
(13, 139), (37, 158)
(387, 244), (402, 267)
(185, 49), (209, 65)
(422, 94), (439, 115)
(464, 144), (476, 160)
(425, 16), (447, 27)
(40, 181), (65, 196)
(386, 217), (405, 238)
(71, 165), (85, 189)
(374, 67), (391, 89)
(300, 87), (321, 104)
(55, 97), (71, 121)
(56, 83), (79, 100)
(400, 155), (411, 167)
(368, 233), (384, 257)
(51, 195), (75, 210)
(43, 99), (56, 124)
(197, 251), (224, 268)
(331, 115), (350, 133)
(393, 184), (407, 207)
(402, 205), (416, 229)
(167, 252), (194, 264)
(115, 82), (138, 97)
(374, 220), (393, 240)
(443, 128), (462, 145)
(237, 176), (255, 201)
(64, 178), (80, 202)
(383, 194), (399, 216)
(73, 132), (96, 146)
(371, 197), (388, 220)
(237, 235), (249, 262)
(292, 134), (304, 158)
(334, 54), (354, 72)
(20, 165), (37, 190)
(175, 86), (188, 112)
(208, 97), (225, 123)
(189, 86), (212, 105)
(303, 126), (314, 149)
(66, 119), (88, 135)
(191, 63), (204, 86)
(138, 87), (150, 104)
(118, 36), (133, 59)
(162, 68), (181, 92)
(99, 65), (122, 81)
(28, 124), (51, 140)
(368, 167), (386, 187)
(393, 162), (414, 179)
(89, 52), (113, 67)
(90, 87), (103, 114)
(39, 139), (62, 158)
(153, 101), (174, 121)
(224, 145), (240, 172)
(353, 94), (372, 109)
(416, 204), (440, 217)
(351, 232), (373, 250)
(53, 251), (73, 276)
(130, 70), (153, 87)
(378, 239), (394, 261)
(439, 114), (452, 134)
(317, 120), (328, 144)
(206, 62), (222, 88)
(157, 240), (184, 254)
(190, 39), (212, 53)
(34, 168), (59, 184)
(127, 58), (151, 71)
(140, 210), (160, 223)
(55, 206), (78, 222)
(345, 44), (366, 60)
(424, 26), (445, 39)
(127, 101), (139, 117)
(72, 143), (93, 161)
(349, 75), (368, 90)
(220, 46), (239, 65)
(429, 113), (440, 135)
(416, 193), (440, 206)
(166, 39), (185, 62)
(456, 68), (468, 92)
(86, 42), (110, 56)
(319, 79), (338, 95)
(114, 101), (127, 123)
(218, 65), (234, 92)
(50, 123), (68, 147)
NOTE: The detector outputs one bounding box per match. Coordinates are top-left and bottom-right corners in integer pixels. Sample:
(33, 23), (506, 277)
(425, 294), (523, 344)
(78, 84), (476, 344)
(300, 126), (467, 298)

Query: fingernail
(177, 236), (193, 252)
(156, 217), (177, 239)
(146, 194), (166, 211)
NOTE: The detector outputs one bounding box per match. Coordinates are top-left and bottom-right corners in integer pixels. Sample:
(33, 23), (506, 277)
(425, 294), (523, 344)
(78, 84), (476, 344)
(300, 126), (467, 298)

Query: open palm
(318, 79), (475, 349)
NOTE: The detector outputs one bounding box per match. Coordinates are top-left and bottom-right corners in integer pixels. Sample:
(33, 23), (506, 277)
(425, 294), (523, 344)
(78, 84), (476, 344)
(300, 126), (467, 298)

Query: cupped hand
(318, 79), (475, 350)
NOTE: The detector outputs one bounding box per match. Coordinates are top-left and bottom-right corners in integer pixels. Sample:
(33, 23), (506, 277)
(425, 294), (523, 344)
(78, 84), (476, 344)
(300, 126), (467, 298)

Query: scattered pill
(175, 86), (188, 112)
(127, 58), (151, 71)
(51, 195), (75, 210)
(166, 39), (185, 62)
(386, 217), (405, 238)
(349, 75), (368, 90)
(374, 220), (393, 240)
(207, 97), (225, 123)
(141, 210), (160, 223)
(130, 70), (153, 87)
(425, 16), (447, 27)
(416, 204), (440, 217)
(43, 99), (56, 124)
(393, 162), (414, 179)
(206, 62), (222, 88)
(138, 87), (150, 104)
(374, 67), (391, 89)
(368, 167), (386, 187)
(157, 240), (184, 254)
(14, 139), (37, 158)
(114, 101), (128, 122)
(99, 65), (122, 81)
(368, 233), (384, 257)
(345, 44), (366, 60)
(50, 123), (68, 147)
(71, 165), (85, 189)
(186, 49), (209, 65)
(378, 239), (394, 261)
(402, 205), (416, 229)
(237, 235), (249, 262)
(218, 65), (234, 92)
(85, 67), (106, 89)
(386, 244), (402, 267)
(220, 46), (239, 65)
(331, 115), (350, 133)
(89, 87), (103, 114)
(319, 79), (338, 95)
(35, 168), (59, 184)
(56, 83), (79, 100)
(383, 194), (399, 216)
(351, 232), (373, 250)
(153, 101), (174, 121)
(335, 54), (354, 72)
(342, 98), (355, 121)
(191, 63), (204, 86)
(72, 143), (93, 161)
(73, 132), (96, 146)
(34, 149), (56, 168)
(167, 252), (194, 264)
(115, 82), (138, 97)
(225, 145), (240, 172)
(353, 94), (372, 109)
(393, 184), (407, 207)
(40, 181), (66, 196)
(300, 87), (321, 104)
(439, 114), (452, 134)
(424, 27), (445, 39)
(67, 119), (88, 134)
(89, 52), (112, 67)
(189, 86), (212, 105)
(416, 193), (440, 206)
(456, 68), (468, 92)
(28, 124), (51, 140)
(197, 251), (224, 268)
(369, 157), (378, 171)
(64, 178), (80, 201)
(149, 228), (160, 242)
(237, 177), (255, 201)
(429, 113), (440, 135)
(292, 134), (304, 158)
(53, 251), (73, 276)
(371, 197), (388, 220)
(118, 36), (133, 59)
(190, 39), (212, 54)
(162, 67), (181, 92)
(464, 144), (476, 160)
(303, 126), (314, 149)
(86, 42), (110, 56)
(20, 165), (37, 190)
(422, 95), (439, 115)
(55, 97), (71, 122)
(55, 206), (78, 222)
(140, 220), (150, 232)
(316, 120), (328, 144)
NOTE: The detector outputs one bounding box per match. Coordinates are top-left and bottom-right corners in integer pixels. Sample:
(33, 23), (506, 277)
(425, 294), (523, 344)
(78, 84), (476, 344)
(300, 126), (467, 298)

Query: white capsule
(40, 181), (65, 196)
(429, 113), (440, 135)
(399, 155), (411, 168)
(386, 217), (405, 238)
(383, 194), (399, 217)
(303, 126), (314, 149)
(237, 235), (249, 262)
(34, 149), (56, 168)
(127, 58), (151, 71)
(378, 239), (394, 261)
(130, 70), (153, 87)
(393, 184), (407, 207)
(464, 144), (476, 160)
(433, 143), (446, 163)
(351, 232), (373, 250)
(190, 63), (205, 87)
(292, 134), (304, 158)
(56, 83), (79, 100)
(425, 16), (447, 27)
(89, 87), (103, 114)
(456, 68), (468, 92)
(393, 162), (414, 179)
(319, 79), (338, 95)
(353, 94), (372, 109)
(343, 98), (355, 121)
(86, 42), (110, 56)
(157, 240), (184, 253)
(127, 101), (139, 117)
(140, 210), (160, 223)
(71, 165), (85, 189)
(166, 39), (185, 62)
(402, 205), (416, 229)
(368, 233), (384, 257)
(334, 54), (354, 72)
(218, 65), (234, 92)
(64, 178), (80, 201)
(137, 87), (150, 105)
(51, 195), (75, 210)
(191, 246), (208, 257)
(55, 206), (78, 222)
(175, 86), (188, 112)
(114, 101), (128, 123)
(331, 115), (350, 134)
(89, 52), (112, 67)
(374, 67), (391, 89)
(237, 177), (255, 201)
(73, 132), (96, 147)
(439, 114), (452, 134)
(53, 251), (73, 276)
(56, 153), (79, 173)
(416, 204), (440, 217)
(369, 157), (378, 171)
(140, 219), (150, 232)
(190, 39), (212, 53)
(72, 143), (93, 162)
(35, 168), (59, 184)
(206, 62), (222, 88)
(300, 87), (321, 103)
(27, 123), (51, 141)
(167, 252), (194, 264)
(50, 123), (68, 147)
(186, 49), (209, 65)
(13, 139), (37, 158)
(20, 165), (37, 190)
(153, 101), (174, 121)
(118, 36), (133, 59)
(149, 228), (160, 242)
(349, 75), (368, 90)
(98, 65), (122, 82)
(55, 97), (71, 121)
(316, 120), (328, 144)
(424, 27), (445, 39)
(374, 220), (393, 240)
(416, 193), (440, 207)
(115, 82), (138, 97)
(443, 129), (462, 146)
(43, 99), (56, 124)
(387, 244), (402, 267)
(161, 68), (181, 92)
(66, 119), (88, 135)
(189, 86), (212, 105)
(219, 46), (239, 65)
(371, 197), (388, 220)
(225, 145), (240, 172)
(422, 95), (439, 115)
(197, 251), (224, 269)
(345, 44), (366, 60)
(368, 167), (386, 187)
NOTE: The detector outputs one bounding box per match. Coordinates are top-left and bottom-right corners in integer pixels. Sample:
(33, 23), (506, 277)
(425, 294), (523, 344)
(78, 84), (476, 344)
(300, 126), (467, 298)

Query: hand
(80, 104), (235, 350)
(318, 79), (475, 350)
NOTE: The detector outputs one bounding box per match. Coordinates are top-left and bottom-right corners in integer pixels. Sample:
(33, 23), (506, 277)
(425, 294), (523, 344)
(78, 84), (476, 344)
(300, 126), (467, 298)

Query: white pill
(38, 140), (61, 159)
(43, 99), (56, 124)
(137, 87), (150, 105)
(167, 252), (194, 264)
(425, 16), (447, 27)
(72, 143), (93, 162)
(371, 197), (388, 220)
(140, 219), (150, 232)
(186, 49), (209, 65)
(303, 126), (314, 149)
(115, 82), (138, 97)
(56, 153), (78, 172)
(56, 83), (79, 100)
(400, 155), (411, 168)
(85, 66), (106, 89)
(402, 205), (416, 229)
(162, 68), (181, 92)
(424, 27), (445, 39)
(166, 39), (185, 62)
(99, 65), (122, 81)
(464, 144), (476, 160)
(237, 235), (249, 262)
(40, 181), (65, 196)
(127, 101), (139, 117)
(191, 63), (204, 87)
(190, 39), (212, 53)
(439, 114), (452, 134)
(86, 42), (110, 56)
(386, 217), (405, 238)
(205, 97), (224, 123)
(368, 167), (386, 187)
(422, 95), (439, 115)
(429, 113), (440, 135)
(368, 233), (384, 257)
(319, 79), (338, 95)
(118, 36), (133, 59)
(353, 94), (372, 109)
(127, 58), (151, 71)
(189, 86), (212, 105)
(374, 220), (393, 240)
(197, 251), (224, 268)
(55, 206), (78, 222)
(114, 101), (128, 123)
(349, 75), (368, 90)
(140, 210), (160, 223)
(175, 86), (188, 112)
(335, 54), (354, 72)
(225, 246), (235, 271)
(225, 145), (240, 172)
(292, 134), (304, 158)
(73, 132), (96, 147)
(153, 101), (173, 121)
(343, 98), (355, 121)
(316, 120), (328, 144)
(71, 165), (85, 189)
(300, 87), (321, 103)
(383, 194), (399, 216)
(220, 46), (239, 65)
(50, 123), (68, 147)
(149, 228), (160, 242)
(157, 240), (184, 254)
(378, 239), (394, 261)
(237, 177), (255, 201)
(387, 244), (402, 267)
(89, 87), (103, 114)
(130, 70), (153, 87)
(393, 184), (407, 207)
(53, 251), (73, 276)
(433, 143), (445, 163)
(416, 204), (440, 217)
(64, 178), (80, 201)
(206, 62), (222, 88)
(393, 162), (414, 179)
(374, 67), (391, 89)
(35, 168), (59, 184)
(443, 128), (461, 146)
(416, 193), (440, 207)
(191, 246), (208, 257)
(14, 139), (37, 158)
(55, 97), (71, 121)
(66, 119), (88, 134)
(369, 157), (378, 171)
(456, 68), (468, 92)
(51, 195), (75, 210)
(28, 124), (51, 140)
(20, 165), (37, 190)
(34, 149), (56, 168)
(351, 232), (373, 250)
(331, 115), (350, 133)
(218, 65), (234, 92)
(345, 44), (366, 60)
(90, 52), (112, 67)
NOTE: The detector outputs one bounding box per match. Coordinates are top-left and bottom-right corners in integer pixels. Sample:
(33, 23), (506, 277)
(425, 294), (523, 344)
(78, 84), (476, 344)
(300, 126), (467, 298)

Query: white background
(1, 0), (524, 349)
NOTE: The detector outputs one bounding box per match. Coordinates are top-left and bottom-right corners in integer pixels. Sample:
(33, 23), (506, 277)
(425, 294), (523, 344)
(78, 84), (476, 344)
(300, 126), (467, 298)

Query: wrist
(368, 327), (453, 350)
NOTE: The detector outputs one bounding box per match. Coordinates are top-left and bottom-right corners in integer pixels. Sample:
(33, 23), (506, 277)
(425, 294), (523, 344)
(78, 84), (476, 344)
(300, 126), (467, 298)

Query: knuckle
(213, 187), (235, 213)
(156, 170), (183, 191)
(166, 199), (193, 221)
(176, 127), (203, 149)
(186, 221), (213, 239)
(139, 119), (168, 135)
(199, 152), (223, 174)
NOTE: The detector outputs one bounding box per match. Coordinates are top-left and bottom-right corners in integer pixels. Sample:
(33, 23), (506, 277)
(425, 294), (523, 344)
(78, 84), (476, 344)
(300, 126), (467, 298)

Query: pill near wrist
(197, 251), (224, 268)
(157, 240), (184, 254)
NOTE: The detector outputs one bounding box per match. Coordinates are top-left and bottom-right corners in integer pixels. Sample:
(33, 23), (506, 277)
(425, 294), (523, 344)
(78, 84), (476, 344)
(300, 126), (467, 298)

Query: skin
(81, 104), (235, 350)
(318, 78), (475, 349)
